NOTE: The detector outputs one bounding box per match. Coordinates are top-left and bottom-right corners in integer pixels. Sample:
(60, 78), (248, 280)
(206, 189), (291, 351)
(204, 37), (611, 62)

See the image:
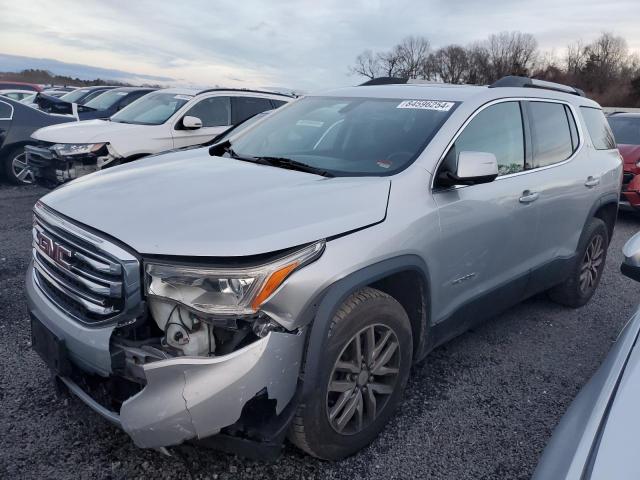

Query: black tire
(2, 146), (34, 185)
(548, 218), (609, 308)
(289, 287), (413, 460)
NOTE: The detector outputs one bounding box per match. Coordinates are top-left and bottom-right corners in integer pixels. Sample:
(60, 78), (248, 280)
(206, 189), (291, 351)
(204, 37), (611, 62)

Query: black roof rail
(359, 77), (408, 86)
(489, 75), (586, 97)
(196, 88), (294, 98)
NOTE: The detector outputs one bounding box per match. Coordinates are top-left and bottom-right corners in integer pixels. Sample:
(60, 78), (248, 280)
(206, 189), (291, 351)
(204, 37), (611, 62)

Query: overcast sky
(0, 0), (639, 91)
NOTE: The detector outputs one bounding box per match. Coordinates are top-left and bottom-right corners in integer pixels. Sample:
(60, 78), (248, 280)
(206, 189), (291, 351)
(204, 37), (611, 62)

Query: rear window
(0, 100), (12, 119)
(528, 102), (575, 167)
(581, 107), (617, 150)
(607, 115), (640, 145)
(232, 97), (274, 124)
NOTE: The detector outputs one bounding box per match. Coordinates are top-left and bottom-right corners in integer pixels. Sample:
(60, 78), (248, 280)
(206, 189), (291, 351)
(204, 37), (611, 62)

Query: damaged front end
(25, 142), (119, 187)
(27, 202), (318, 455)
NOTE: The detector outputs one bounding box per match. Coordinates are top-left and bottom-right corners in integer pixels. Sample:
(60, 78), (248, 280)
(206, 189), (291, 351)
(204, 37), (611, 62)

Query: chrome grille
(32, 201), (141, 325)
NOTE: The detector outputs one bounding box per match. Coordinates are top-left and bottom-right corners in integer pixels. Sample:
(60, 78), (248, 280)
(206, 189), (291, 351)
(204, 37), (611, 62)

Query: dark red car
(0, 81), (42, 92)
(608, 112), (640, 210)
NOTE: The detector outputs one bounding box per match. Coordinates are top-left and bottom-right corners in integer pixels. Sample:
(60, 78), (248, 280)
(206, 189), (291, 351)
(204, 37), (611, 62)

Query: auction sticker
(397, 100), (454, 111)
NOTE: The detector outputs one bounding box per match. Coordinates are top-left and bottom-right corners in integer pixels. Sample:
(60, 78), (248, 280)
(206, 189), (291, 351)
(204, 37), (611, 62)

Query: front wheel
(548, 218), (609, 308)
(289, 287), (413, 460)
(3, 146), (34, 185)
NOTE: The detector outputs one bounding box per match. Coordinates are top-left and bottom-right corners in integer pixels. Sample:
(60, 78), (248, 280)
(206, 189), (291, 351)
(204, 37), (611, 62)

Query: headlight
(145, 240), (325, 315)
(51, 143), (106, 156)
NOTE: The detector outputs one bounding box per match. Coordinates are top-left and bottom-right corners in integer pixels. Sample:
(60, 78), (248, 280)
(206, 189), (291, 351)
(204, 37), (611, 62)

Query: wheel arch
(592, 197), (618, 240)
(299, 255), (431, 402)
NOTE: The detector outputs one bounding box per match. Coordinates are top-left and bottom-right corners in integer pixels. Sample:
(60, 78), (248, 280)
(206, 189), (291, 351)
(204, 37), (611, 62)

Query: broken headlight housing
(145, 240), (325, 316)
(51, 143), (107, 156)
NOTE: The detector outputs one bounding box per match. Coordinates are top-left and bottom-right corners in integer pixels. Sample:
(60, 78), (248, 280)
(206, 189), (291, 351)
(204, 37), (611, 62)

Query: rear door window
(232, 97), (273, 124)
(184, 96), (230, 127)
(581, 107), (617, 150)
(528, 101), (574, 168)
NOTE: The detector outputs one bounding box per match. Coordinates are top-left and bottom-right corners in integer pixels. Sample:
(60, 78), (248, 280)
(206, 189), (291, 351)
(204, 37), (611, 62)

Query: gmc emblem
(36, 230), (73, 269)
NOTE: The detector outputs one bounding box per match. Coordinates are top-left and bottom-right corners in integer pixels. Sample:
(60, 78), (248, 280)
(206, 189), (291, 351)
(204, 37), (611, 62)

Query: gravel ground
(1, 183), (639, 480)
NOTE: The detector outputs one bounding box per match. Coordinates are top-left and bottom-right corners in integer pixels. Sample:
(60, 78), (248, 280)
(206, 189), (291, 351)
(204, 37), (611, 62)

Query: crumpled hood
(41, 149), (391, 257)
(32, 119), (147, 144)
(618, 144), (640, 166)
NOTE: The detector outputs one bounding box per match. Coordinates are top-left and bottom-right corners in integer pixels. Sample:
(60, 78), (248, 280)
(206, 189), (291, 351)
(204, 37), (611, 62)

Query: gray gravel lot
(1, 183), (639, 480)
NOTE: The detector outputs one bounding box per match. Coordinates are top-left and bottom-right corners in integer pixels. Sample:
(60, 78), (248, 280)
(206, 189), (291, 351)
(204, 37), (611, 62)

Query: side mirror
(182, 115), (203, 130)
(622, 232), (640, 282)
(455, 151), (499, 184)
(437, 151), (499, 188)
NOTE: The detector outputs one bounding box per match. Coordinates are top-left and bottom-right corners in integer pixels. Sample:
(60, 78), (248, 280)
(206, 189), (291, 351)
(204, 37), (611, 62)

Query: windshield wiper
(253, 156), (334, 177)
(209, 141), (333, 177)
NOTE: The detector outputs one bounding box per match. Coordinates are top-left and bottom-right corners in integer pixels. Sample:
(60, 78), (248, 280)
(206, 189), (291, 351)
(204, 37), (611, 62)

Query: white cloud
(0, 0), (639, 91)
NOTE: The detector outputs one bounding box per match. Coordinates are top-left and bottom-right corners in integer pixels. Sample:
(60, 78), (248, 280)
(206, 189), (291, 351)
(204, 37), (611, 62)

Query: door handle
(585, 176), (600, 188)
(519, 190), (539, 203)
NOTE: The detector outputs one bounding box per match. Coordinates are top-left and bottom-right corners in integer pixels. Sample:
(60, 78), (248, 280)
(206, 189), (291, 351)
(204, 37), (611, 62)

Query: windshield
(608, 116), (640, 145)
(111, 92), (191, 125)
(84, 90), (129, 110)
(214, 110), (272, 144)
(60, 88), (93, 103)
(228, 96), (457, 176)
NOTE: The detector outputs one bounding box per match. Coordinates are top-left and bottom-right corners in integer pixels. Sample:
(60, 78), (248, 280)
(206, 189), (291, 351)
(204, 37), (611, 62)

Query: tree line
(0, 69), (160, 88)
(350, 32), (640, 106)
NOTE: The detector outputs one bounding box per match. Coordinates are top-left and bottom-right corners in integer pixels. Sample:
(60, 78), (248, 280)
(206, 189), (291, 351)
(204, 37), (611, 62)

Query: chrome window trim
(431, 97), (585, 192)
(0, 99), (14, 120)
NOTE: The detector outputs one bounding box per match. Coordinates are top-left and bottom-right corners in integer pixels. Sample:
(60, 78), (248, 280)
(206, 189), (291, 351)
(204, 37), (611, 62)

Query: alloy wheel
(326, 324), (401, 435)
(580, 234), (604, 293)
(12, 152), (34, 184)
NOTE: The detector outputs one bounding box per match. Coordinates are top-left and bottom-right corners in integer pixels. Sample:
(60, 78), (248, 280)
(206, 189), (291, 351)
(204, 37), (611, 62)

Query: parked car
(58, 86), (118, 106)
(35, 86), (118, 116)
(533, 231), (640, 479)
(76, 87), (156, 120)
(0, 97), (74, 184)
(607, 113), (640, 210)
(42, 90), (72, 98)
(0, 89), (36, 101)
(27, 76), (620, 460)
(26, 88), (292, 186)
(0, 81), (42, 92)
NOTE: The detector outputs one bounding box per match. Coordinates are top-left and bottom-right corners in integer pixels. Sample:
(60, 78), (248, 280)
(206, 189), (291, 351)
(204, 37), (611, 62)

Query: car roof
(107, 87), (157, 93)
(608, 112), (640, 118)
(316, 84), (488, 102)
(314, 82), (600, 108)
(153, 87), (294, 98)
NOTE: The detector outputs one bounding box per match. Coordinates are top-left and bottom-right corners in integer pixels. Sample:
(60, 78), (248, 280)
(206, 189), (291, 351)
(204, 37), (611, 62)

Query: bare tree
(582, 32), (628, 91)
(430, 45), (469, 83)
(565, 40), (587, 76)
(378, 45), (404, 77)
(486, 31), (538, 80)
(349, 50), (380, 79)
(466, 42), (492, 84)
(395, 36), (431, 79)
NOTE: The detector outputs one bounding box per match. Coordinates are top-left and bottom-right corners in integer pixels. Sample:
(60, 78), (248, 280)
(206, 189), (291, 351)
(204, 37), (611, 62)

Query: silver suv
(27, 76), (622, 460)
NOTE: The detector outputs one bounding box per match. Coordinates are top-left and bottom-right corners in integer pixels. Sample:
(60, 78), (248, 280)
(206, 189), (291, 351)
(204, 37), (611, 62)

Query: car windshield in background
(608, 116), (640, 145)
(83, 90), (128, 110)
(111, 92), (191, 125)
(228, 96), (457, 176)
(60, 88), (92, 103)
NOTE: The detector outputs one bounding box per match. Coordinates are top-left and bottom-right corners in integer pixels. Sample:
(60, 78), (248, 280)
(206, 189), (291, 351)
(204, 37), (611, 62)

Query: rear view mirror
(182, 116), (203, 129)
(622, 232), (640, 282)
